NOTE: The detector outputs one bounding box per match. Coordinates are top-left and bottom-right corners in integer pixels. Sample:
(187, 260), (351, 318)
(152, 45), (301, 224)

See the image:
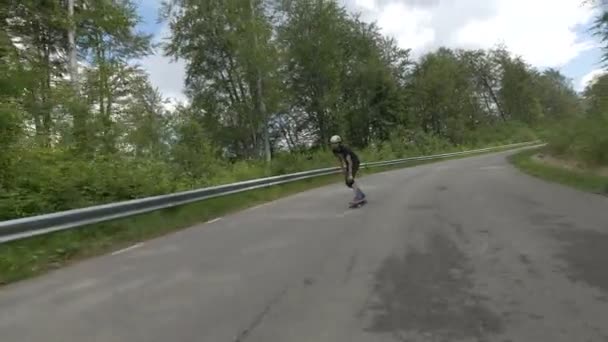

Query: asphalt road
(1, 149), (608, 342)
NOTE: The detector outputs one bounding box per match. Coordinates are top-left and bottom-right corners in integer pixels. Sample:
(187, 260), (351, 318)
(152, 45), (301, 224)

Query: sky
(134, 0), (606, 104)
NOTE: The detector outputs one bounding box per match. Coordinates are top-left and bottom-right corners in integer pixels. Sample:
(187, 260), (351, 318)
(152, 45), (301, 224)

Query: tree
(277, 0), (348, 146)
(590, 0), (608, 66)
(0, 26), (25, 190)
(583, 73), (608, 116)
(498, 56), (543, 124)
(349, 22), (410, 145)
(161, 0), (277, 160)
(78, 0), (153, 154)
(406, 48), (482, 143)
(120, 70), (173, 159)
(458, 49), (506, 122)
(535, 68), (581, 120)
(170, 105), (223, 180)
(4, 0), (67, 146)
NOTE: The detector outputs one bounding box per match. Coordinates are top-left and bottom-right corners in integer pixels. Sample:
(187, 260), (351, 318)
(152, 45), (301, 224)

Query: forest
(1, 0), (606, 221)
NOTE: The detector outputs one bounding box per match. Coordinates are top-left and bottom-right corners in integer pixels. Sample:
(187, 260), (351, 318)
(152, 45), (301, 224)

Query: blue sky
(135, 0), (163, 35)
(560, 24), (604, 89)
(134, 0), (606, 102)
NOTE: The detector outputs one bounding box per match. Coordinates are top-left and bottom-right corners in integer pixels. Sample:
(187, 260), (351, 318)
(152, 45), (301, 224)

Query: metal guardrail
(0, 141), (541, 243)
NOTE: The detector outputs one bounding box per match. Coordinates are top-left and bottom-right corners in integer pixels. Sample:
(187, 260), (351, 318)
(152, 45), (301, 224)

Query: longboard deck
(348, 199), (367, 209)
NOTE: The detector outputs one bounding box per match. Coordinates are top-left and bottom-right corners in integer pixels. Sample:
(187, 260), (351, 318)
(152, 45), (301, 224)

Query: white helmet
(329, 135), (342, 144)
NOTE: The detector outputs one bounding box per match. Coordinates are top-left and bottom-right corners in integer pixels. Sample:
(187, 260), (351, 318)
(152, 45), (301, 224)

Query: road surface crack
(234, 286), (289, 342)
(344, 251), (358, 283)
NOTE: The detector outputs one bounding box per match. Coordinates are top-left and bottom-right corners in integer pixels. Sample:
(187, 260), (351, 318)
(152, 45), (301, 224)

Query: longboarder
(330, 135), (367, 207)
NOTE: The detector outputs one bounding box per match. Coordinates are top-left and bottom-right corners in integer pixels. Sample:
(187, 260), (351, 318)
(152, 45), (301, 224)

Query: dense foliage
(539, 0), (608, 166)
(0, 0), (592, 220)
(543, 73), (608, 166)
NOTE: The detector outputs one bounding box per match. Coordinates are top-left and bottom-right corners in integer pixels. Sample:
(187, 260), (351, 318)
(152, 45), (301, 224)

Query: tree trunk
(481, 76), (506, 122)
(250, 0), (271, 163)
(67, 0), (88, 152)
(41, 40), (52, 147)
(67, 0), (78, 90)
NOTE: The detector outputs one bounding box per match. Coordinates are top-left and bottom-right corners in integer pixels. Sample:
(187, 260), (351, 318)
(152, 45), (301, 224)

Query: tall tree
(535, 68), (581, 120)
(407, 48), (482, 143)
(0, 25), (25, 190)
(249, 0), (271, 162)
(583, 73), (608, 116)
(277, 0), (348, 146)
(498, 56), (543, 123)
(4, 0), (67, 146)
(336, 18), (410, 147)
(162, 0), (277, 160)
(78, 0), (152, 153)
(458, 49), (506, 122)
(589, 0), (608, 66)
(119, 70), (173, 159)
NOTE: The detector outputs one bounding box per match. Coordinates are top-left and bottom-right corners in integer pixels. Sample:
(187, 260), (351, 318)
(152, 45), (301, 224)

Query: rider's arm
(345, 154), (353, 178)
(334, 152), (346, 173)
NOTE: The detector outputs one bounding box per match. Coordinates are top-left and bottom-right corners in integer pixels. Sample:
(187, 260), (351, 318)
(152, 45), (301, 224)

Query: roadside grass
(510, 148), (608, 195)
(0, 143), (532, 286)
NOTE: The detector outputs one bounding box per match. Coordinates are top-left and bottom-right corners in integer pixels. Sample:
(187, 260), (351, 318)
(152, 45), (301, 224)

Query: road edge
(509, 148), (608, 196)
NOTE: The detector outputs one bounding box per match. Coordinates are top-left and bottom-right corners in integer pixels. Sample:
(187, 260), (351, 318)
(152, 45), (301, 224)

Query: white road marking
(248, 203), (269, 211)
(343, 210), (357, 216)
(67, 278), (98, 292)
(241, 239), (290, 255)
(111, 243), (143, 256)
(207, 217), (222, 224)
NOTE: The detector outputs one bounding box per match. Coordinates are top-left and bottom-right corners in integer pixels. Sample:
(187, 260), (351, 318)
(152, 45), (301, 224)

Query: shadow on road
(551, 228), (608, 296)
(366, 232), (504, 340)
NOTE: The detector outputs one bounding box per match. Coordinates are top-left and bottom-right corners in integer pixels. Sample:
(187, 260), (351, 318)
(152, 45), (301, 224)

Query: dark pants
(345, 161), (360, 188)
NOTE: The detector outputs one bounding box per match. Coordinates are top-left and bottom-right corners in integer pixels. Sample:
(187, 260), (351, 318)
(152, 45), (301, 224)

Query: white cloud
(579, 68), (606, 91)
(349, 0), (597, 68)
(354, 0), (376, 11)
(138, 24), (188, 104)
(455, 0), (595, 68)
(139, 51), (187, 102)
(376, 3), (435, 54)
(142, 0), (598, 101)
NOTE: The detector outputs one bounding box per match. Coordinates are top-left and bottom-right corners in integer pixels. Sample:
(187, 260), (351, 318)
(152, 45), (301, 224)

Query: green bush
(0, 149), (177, 220)
(0, 124), (537, 221)
(464, 121), (537, 147)
(544, 114), (608, 166)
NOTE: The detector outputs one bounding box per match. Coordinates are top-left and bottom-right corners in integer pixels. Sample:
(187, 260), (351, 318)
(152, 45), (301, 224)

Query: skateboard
(349, 198), (367, 209)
